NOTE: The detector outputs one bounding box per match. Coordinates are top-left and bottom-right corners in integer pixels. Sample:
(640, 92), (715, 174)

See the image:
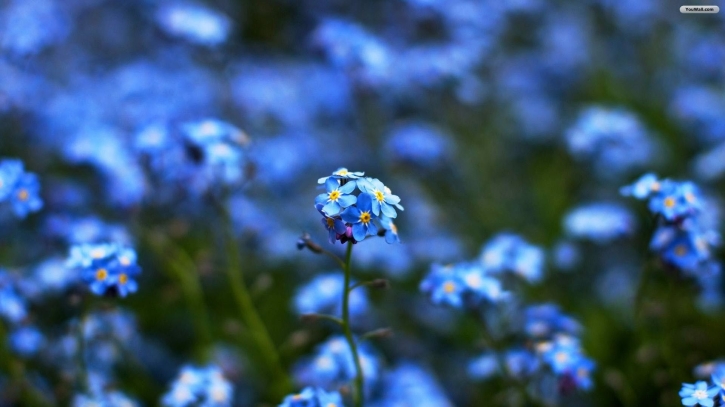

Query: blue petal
(371, 199), (381, 216)
(333, 219), (347, 234)
(357, 192), (373, 212)
(352, 223), (366, 241)
(339, 181), (356, 194)
(325, 178), (339, 192)
(682, 397), (698, 406)
(337, 194), (357, 208)
(366, 222), (378, 236)
(341, 207), (361, 223)
(315, 193), (328, 205)
(385, 194), (401, 205)
(380, 203), (397, 218)
(322, 201), (341, 216)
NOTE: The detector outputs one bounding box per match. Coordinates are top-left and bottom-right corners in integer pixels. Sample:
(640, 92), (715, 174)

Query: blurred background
(1, 0), (725, 405)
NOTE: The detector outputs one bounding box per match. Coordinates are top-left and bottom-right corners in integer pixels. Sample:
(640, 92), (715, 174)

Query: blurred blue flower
(537, 334), (595, 391)
(420, 262), (507, 309)
(73, 390), (139, 407)
(468, 353), (499, 380)
(279, 387), (344, 407)
(162, 365), (233, 407)
(372, 363), (453, 407)
(378, 216), (401, 244)
(66, 244), (142, 298)
(480, 233), (545, 283)
(679, 381), (718, 407)
(563, 203), (635, 244)
(0, 158), (43, 218)
(155, 2), (231, 46)
(0, 0), (71, 55)
(0, 271), (27, 324)
(293, 273), (369, 319)
(524, 304), (582, 340)
(565, 106), (656, 178)
(552, 240), (580, 271)
(620, 172), (661, 199)
(293, 336), (381, 397)
(694, 141), (725, 181)
(9, 326), (45, 357)
(384, 122), (453, 169)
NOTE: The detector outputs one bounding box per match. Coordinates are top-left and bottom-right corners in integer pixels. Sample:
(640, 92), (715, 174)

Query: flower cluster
(135, 118), (250, 197)
(293, 336), (381, 397)
(316, 168), (403, 244)
(622, 174), (721, 283)
(279, 387), (344, 407)
(419, 262), (508, 309)
(469, 304), (595, 397)
(66, 243), (142, 298)
(161, 365), (233, 407)
(0, 158), (43, 219)
(677, 360), (725, 407)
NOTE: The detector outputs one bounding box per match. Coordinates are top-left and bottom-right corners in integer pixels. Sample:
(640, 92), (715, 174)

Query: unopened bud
(370, 279), (390, 289)
(297, 232), (323, 254)
(363, 327), (393, 340)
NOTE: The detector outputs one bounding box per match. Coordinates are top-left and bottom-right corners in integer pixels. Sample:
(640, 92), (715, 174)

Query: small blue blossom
(420, 262), (507, 309)
(620, 172), (661, 199)
(162, 365), (233, 407)
(279, 387), (344, 407)
(293, 273), (369, 319)
(155, 2), (232, 46)
(563, 203), (635, 244)
(0, 271), (27, 324)
(9, 172), (43, 218)
(648, 181), (702, 221)
(357, 178), (404, 218)
(341, 192), (378, 242)
(317, 204), (347, 244)
(9, 326), (45, 357)
(73, 390), (139, 407)
(317, 168), (365, 185)
(0, 159), (23, 201)
(524, 304), (582, 339)
(679, 381), (718, 407)
(66, 244), (142, 298)
(378, 215), (401, 244)
(480, 233), (545, 283)
(293, 336), (381, 397)
(374, 363), (453, 407)
(316, 178), (357, 216)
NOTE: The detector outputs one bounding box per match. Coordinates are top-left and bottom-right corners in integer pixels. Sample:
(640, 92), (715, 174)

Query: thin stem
(341, 241), (365, 407)
(141, 231), (213, 354)
(219, 209), (292, 399)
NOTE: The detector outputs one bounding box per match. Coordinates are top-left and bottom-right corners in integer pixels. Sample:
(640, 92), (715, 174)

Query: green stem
(219, 211), (291, 399)
(341, 241), (365, 407)
(142, 232), (213, 355)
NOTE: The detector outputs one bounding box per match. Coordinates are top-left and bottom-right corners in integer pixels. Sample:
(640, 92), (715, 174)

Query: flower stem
(220, 211), (292, 400)
(341, 241), (365, 407)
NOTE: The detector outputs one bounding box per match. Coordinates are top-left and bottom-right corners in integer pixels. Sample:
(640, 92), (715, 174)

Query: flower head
(316, 178), (357, 216)
(317, 168), (364, 185)
(679, 381), (718, 407)
(341, 192), (378, 242)
(67, 244), (142, 298)
(279, 387), (344, 407)
(162, 365), (233, 407)
(357, 177), (403, 218)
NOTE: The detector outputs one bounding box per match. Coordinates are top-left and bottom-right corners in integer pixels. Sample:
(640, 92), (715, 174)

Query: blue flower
(162, 365), (233, 407)
(0, 159), (23, 201)
(155, 2), (232, 46)
(316, 178), (357, 216)
(317, 204), (348, 244)
(648, 180), (702, 221)
(317, 168), (365, 185)
(10, 172), (43, 218)
(524, 304), (582, 339)
(620, 173), (661, 199)
(279, 387), (344, 407)
(480, 233), (545, 283)
(378, 215), (401, 244)
(67, 244), (142, 298)
(9, 326), (45, 357)
(73, 391), (140, 407)
(341, 192), (378, 241)
(357, 177), (403, 218)
(376, 363), (453, 406)
(419, 263), (507, 309)
(293, 273), (369, 318)
(563, 203), (635, 244)
(679, 381), (718, 407)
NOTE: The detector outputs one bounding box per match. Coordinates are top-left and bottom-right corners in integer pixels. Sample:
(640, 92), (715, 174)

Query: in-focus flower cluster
(0, 158), (43, 219)
(622, 174), (721, 290)
(676, 360), (725, 407)
(66, 243), (142, 298)
(161, 365), (233, 407)
(315, 168), (403, 244)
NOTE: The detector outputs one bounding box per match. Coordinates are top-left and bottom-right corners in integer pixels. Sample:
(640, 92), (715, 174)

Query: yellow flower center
(555, 351), (568, 363)
(675, 245), (687, 256)
(374, 190), (385, 202)
(326, 218), (335, 228)
(359, 211), (371, 224)
(95, 268), (108, 281)
(17, 189), (28, 201)
(292, 394), (303, 400)
(336, 169), (348, 176)
(685, 192), (696, 203)
(91, 248), (106, 258)
(443, 281), (456, 293)
(328, 190), (341, 201)
(663, 197), (675, 208)
(119, 273), (128, 285)
(694, 389), (707, 399)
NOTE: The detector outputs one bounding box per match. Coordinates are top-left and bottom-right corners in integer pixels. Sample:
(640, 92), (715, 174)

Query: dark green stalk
(341, 241), (365, 407)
